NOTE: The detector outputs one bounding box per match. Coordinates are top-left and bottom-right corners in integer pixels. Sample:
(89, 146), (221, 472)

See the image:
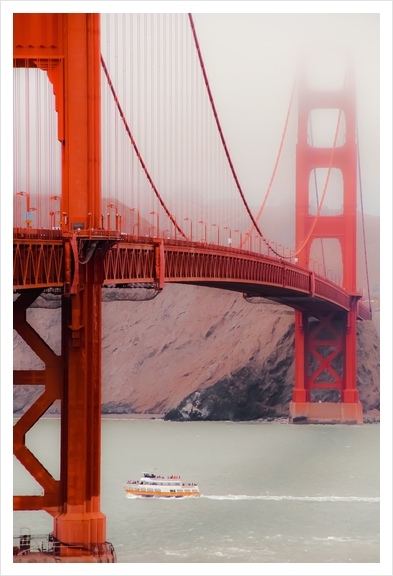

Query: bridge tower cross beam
(13, 13), (113, 560)
(291, 61), (362, 424)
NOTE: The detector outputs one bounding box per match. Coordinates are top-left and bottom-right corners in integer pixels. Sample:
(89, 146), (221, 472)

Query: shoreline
(13, 413), (380, 424)
(13, 413), (165, 421)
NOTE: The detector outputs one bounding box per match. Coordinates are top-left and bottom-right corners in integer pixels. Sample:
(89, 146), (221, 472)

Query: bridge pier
(13, 253), (115, 560)
(53, 252), (109, 556)
(291, 307), (363, 424)
(289, 401), (363, 425)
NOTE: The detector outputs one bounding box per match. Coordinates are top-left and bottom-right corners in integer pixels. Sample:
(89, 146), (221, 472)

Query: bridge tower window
(308, 109), (346, 148)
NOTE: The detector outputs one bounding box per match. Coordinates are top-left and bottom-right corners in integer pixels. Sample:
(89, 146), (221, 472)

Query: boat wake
(201, 494), (379, 503)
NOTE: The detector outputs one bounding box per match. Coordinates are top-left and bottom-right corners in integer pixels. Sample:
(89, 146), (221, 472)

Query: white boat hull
(124, 474), (200, 498)
(123, 479), (201, 498)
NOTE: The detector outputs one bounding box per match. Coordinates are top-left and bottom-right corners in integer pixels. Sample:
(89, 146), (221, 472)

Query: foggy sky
(192, 12), (380, 216)
(6, 6), (384, 223)
(6, 7), (384, 224)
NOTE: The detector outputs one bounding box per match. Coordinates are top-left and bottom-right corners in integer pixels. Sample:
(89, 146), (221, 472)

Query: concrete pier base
(289, 401), (363, 424)
(13, 550), (115, 563)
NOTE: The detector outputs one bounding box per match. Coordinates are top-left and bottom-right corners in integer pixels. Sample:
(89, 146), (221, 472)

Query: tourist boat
(124, 471), (200, 498)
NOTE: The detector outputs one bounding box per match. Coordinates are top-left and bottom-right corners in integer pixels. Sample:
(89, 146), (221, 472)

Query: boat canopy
(142, 472), (156, 478)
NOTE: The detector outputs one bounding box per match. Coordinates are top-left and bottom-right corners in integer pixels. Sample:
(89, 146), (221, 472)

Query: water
(13, 419), (380, 566)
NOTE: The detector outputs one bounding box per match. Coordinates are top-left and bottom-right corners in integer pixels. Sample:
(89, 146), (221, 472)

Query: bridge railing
(357, 300), (373, 321)
(313, 277), (351, 310)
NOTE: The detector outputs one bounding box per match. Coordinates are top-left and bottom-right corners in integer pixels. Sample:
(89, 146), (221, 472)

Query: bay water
(13, 418), (381, 568)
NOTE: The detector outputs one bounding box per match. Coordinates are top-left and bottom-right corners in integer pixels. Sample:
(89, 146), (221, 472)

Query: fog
(192, 12), (380, 216)
(11, 10), (381, 237)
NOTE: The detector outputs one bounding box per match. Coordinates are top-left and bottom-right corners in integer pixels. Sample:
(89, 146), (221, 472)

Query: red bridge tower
(13, 14), (115, 560)
(290, 63), (363, 424)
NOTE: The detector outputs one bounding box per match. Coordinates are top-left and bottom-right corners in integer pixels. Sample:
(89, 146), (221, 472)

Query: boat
(124, 472), (200, 498)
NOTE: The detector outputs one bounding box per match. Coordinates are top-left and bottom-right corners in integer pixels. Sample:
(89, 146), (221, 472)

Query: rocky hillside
(13, 285), (380, 422)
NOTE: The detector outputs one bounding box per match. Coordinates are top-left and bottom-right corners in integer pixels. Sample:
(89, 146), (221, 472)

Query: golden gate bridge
(13, 13), (372, 562)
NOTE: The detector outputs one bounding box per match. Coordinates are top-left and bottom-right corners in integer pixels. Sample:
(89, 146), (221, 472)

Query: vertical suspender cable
(25, 68), (30, 223)
(169, 14), (179, 238)
(143, 14), (146, 224)
(100, 52), (186, 238)
(162, 15), (167, 233)
(36, 70), (41, 228)
(137, 15), (141, 227)
(180, 19), (187, 235)
(156, 16), (159, 225)
(188, 14), (265, 242)
(151, 14), (155, 221)
(356, 120), (372, 311)
(114, 15), (118, 219)
(309, 118), (327, 276)
(122, 14), (126, 223)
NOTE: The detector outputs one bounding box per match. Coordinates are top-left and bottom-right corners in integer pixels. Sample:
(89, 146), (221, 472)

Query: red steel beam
(13, 13), (113, 559)
(13, 370), (46, 385)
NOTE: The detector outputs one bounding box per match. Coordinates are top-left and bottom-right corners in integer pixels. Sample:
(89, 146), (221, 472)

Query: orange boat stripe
(125, 489), (200, 497)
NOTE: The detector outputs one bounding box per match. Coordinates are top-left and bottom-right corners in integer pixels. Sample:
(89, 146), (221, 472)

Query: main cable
(100, 53), (187, 239)
(188, 15), (266, 243)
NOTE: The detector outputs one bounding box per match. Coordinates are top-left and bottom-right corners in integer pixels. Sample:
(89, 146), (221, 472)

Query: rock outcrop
(13, 285), (380, 421)
(165, 314), (380, 422)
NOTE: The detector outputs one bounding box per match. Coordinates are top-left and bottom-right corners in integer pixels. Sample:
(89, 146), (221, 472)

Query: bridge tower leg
(290, 63), (362, 424)
(13, 14), (114, 559)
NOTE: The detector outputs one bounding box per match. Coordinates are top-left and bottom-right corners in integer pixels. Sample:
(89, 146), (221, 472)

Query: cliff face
(164, 313), (380, 422)
(13, 285), (380, 421)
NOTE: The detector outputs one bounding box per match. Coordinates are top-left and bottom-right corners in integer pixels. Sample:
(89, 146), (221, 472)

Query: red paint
(13, 14), (114, 560)
(293, 62), (362, 420)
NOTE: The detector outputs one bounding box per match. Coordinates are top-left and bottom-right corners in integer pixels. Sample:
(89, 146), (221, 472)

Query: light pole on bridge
(150, 211), (160, 237)
(130, 207), (140, 236)
(211, 223), (220, 246)
(50, 195), (62, 229)
(224, 226), (232, 246)
(108, 203), (120, 231)
(234, 229), (243, 248)
(198, 220), (207, 242)
(49, 210), (61, 229)
(16, 191), (37, 229)
(184, 217), (193, 242)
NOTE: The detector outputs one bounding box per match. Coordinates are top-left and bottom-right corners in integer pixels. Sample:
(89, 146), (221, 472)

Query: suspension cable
(189, 14), (314, 261)
(240, 79), (296, 249)
(356, 119), (372, 311)
(310, 119), (327, 275)
(188, 15), (267, 242)
(100, 54), (187, 239)
(291, 109), (342, 258)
